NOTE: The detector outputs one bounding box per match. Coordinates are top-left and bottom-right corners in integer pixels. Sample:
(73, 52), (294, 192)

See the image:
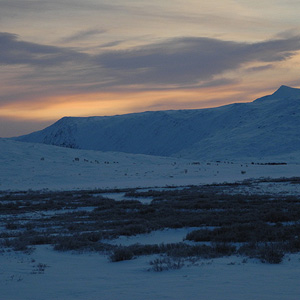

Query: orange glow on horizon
(0, 85), (258, 122)
(1, 50), (300, 124)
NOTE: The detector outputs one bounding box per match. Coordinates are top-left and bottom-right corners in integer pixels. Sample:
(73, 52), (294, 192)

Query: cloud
(0, 32), (87, 66)
(275, 28), (300, 39)
(246, 64), (274, 72)
(0, 0), (119, 13)
(1, 32), (300, 107)
(60, 29), (107, 43)
(99, 41), (124, 48)
(95, 36), (300, 86)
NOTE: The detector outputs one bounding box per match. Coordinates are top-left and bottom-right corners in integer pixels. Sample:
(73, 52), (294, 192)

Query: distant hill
(14, 85), (300, 161)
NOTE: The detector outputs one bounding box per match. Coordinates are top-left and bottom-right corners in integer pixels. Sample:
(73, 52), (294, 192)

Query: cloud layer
(0, 32), (87, 67)
(1, 32), (300, 102)
(96, 36), (300, 85)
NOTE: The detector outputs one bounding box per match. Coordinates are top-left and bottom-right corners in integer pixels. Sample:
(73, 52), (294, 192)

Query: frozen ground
(1, 190), (300, 300)
(1, 245), (300, 300)
(105, 227), (202, 246)
(1, 139), (300, 299)
(1, 139), (300, 192)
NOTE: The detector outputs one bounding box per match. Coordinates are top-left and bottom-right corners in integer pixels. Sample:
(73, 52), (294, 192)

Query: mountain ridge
(13, 86), (300, 161)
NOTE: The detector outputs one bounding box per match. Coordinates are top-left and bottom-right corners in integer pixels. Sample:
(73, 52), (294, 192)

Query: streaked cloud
(0, 32), (87, 66)
(99, 41), (124, 48)
(0, 32), (300, 121)
(245, 64), (274, 72)
(1, 32), (300, 88)
(95, 36), (300, 86)
(59, 29), (107, 44)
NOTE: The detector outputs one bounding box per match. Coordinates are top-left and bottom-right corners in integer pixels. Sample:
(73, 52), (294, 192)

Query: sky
(1, 0), (300, 137)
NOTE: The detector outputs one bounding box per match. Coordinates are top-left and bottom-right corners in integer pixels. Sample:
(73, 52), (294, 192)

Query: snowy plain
(1, 138), (300, 300)
(1, 138), (300, 192)
(1, 245), (300, 300)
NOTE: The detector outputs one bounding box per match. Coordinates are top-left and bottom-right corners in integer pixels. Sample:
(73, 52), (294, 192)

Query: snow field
(1, 139), (300, 192)
(1, 138), (300, 299)
(1, 245), (300, 300)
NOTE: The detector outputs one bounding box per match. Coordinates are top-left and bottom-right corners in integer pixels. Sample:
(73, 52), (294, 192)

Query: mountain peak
(254, 85), (300, 103)
(271, 85), (300, 98)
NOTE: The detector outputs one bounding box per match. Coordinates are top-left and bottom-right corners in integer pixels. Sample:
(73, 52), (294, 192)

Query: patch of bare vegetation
(1, 178), (300, 265)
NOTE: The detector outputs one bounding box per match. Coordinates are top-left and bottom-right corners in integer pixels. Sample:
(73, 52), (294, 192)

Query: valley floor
(1, 140), (300, 299)
(1, 138), (300, 191)
(1, 181), (300, 300)
(1, 245), (300, 300)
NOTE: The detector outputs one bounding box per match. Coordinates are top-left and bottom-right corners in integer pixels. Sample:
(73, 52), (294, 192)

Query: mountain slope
(14, 85), (300, 161)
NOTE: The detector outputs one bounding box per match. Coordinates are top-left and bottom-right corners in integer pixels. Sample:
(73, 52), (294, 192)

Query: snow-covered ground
(1, 139), (300, 192)
(1, 138), (300, 299)
(105, 227), (202, 246)
(1, 245), (300, 300)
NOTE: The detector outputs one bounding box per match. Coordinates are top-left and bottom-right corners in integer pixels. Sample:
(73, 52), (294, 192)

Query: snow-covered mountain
(14, 85), (300, 161)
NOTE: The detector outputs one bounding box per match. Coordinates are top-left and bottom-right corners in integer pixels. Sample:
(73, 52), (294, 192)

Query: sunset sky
(1, 0), (300, 137)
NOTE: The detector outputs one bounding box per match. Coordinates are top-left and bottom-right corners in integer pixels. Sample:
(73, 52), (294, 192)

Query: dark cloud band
(1, 32), (300, 104)
(95, 36), (300, 85)
(0, 32), (87, 66)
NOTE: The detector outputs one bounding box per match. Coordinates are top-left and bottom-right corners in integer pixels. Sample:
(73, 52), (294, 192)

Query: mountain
(13, 85), (300, 161)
